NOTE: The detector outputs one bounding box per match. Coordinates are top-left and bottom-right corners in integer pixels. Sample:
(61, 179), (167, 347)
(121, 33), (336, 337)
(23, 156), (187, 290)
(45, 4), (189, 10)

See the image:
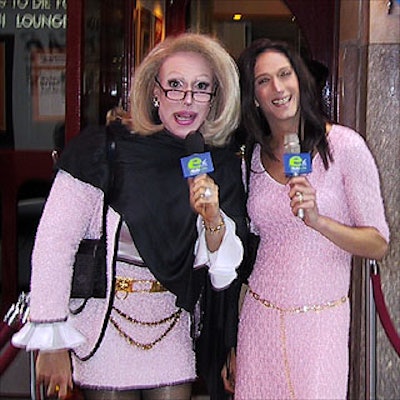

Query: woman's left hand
(188, 174), (221, 225)
(288, 176), (319, 226)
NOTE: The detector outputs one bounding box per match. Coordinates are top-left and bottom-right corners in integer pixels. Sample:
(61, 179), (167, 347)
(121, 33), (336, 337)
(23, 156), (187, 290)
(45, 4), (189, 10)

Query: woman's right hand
(36, 349), (73, 399)
(221, 348), (236, 394)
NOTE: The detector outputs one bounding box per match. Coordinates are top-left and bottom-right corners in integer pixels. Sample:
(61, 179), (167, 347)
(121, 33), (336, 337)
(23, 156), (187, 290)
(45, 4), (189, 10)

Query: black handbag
(70, 126), (116, 300)
(70, 218), (107, 299)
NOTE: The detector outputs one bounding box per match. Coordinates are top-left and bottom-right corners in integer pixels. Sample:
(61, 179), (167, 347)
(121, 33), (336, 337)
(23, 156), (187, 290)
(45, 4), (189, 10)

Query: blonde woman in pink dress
(12, 34), (247, 400)
(229, 38), (390, 399)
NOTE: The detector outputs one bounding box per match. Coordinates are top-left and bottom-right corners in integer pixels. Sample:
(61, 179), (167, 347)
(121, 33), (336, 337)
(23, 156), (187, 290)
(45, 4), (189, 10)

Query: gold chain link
(110, 306), (182, 350)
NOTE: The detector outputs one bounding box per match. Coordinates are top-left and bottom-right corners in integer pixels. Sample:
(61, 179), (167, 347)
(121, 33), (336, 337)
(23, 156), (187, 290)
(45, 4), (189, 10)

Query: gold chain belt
(115, 276), (166, 299)
(110, 306), (182, 350)
(248, 287), (348, 400)
(248, 287), (348, 314)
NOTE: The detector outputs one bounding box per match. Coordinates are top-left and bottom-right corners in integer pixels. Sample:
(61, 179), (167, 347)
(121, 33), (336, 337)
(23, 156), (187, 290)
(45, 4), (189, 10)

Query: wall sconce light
(233, 14), (242, 21)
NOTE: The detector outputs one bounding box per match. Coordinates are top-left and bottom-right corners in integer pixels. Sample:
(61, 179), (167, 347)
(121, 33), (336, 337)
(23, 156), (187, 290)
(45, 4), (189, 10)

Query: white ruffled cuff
(194, 210), (243, 289)
(12, 321), (86, 351)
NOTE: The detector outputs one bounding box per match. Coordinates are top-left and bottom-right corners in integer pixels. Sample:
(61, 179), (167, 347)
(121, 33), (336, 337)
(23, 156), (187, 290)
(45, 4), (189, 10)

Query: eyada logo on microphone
(180, 152), (214, 178)
(284, 153), (312, 176)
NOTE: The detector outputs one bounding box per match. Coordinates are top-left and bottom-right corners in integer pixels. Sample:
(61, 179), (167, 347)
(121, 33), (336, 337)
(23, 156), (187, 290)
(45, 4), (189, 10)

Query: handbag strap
(101, 124), (116, 233)
(70, 125), (116, 316)
(98, 124), (116, 275)
(104, 124), (117, 203)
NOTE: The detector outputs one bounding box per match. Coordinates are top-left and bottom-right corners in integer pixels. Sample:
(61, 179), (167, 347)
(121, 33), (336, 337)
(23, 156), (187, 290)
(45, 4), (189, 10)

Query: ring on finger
(55, 385), (60, 392)
(297, 192), (303, 203)
(203, 187), (212, 199)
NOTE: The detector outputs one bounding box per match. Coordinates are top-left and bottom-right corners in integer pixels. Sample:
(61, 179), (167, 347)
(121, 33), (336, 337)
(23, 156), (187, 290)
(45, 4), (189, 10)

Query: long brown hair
(237, 38), (332, 170)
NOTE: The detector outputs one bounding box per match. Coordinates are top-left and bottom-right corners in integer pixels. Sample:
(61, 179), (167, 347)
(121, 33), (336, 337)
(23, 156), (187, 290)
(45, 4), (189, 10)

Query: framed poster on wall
(135, 6), (152, 66)
(31, 49), (66, 122)
(135, 6), (163, 66)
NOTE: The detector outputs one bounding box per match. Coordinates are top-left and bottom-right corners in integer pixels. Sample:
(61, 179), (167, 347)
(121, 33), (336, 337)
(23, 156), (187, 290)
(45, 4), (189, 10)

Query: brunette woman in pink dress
(228, 38), (390, 400)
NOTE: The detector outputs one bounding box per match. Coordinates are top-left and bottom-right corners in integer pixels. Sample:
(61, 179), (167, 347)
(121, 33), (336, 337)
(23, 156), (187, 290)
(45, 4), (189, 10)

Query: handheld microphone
(180, 131), (214, 178)
(283, 133), (312, 219)
(184, 130), (205, 154)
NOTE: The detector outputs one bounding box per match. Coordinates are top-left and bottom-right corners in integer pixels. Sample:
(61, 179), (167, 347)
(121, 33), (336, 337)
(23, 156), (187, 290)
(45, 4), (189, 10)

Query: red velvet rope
(0, 321), (20, 376)
(0, 321), (15, 349)
(0, 342), (20, 376)
(370, 265), (400, 357)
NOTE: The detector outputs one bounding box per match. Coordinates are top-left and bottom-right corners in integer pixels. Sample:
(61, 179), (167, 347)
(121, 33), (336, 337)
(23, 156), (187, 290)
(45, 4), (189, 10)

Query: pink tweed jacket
(28, 170), (122, 360)
(18, 168), (242, 361)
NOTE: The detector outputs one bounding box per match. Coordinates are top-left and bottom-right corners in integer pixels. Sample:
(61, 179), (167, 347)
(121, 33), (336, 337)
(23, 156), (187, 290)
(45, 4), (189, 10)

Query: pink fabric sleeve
(333, 126), (390, 242)
(29, 170), (104, 323)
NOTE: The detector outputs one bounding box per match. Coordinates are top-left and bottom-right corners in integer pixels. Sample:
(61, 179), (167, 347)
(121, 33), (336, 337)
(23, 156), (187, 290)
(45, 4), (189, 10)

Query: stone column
(338, 0), (399, 398)
(367, 1), (400, 399)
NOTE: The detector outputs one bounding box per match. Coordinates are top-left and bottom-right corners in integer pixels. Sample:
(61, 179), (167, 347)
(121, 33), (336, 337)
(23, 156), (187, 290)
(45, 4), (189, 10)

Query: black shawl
(57, 122), (248, 398)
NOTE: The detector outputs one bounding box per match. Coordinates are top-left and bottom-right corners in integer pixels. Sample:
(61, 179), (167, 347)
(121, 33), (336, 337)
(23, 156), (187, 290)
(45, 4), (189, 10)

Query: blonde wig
(130, 33), (240, 146)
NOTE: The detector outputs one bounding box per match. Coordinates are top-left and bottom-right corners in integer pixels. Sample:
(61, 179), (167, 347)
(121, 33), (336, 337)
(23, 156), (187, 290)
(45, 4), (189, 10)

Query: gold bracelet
(202, 214), (225, 234)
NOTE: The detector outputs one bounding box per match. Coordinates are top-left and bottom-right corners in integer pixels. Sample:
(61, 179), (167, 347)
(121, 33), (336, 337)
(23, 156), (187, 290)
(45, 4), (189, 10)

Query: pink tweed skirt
(72, 262), (196, 390)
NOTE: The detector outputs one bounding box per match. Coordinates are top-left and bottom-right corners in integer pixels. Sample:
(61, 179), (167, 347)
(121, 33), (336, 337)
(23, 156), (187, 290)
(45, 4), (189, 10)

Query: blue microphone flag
(181, 152), (214, 178)
(283, 153), (312, 176)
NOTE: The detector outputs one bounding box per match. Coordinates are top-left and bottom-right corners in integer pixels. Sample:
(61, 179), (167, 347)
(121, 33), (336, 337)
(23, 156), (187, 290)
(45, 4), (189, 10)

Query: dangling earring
(152, 96), (160, 108)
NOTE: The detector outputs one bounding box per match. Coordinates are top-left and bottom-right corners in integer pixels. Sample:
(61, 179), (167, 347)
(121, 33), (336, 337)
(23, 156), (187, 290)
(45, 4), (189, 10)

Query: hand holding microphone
(181, 131), (221, 223)
(181, 130), (212, 179)
(283, 133), (312, 220)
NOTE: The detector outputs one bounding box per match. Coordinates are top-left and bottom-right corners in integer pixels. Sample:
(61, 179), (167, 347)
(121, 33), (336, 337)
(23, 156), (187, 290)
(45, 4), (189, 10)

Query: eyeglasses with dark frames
(155, 77), (216, 103)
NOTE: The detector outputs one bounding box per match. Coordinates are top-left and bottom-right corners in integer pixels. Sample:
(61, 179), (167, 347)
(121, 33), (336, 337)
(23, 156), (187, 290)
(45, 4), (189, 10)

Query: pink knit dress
(235, 125), (390, 400)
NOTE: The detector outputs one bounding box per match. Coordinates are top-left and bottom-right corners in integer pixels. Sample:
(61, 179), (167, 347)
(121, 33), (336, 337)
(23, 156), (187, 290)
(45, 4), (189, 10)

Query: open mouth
(174, 111), (197, 124)
(272, 95), (291, 106)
